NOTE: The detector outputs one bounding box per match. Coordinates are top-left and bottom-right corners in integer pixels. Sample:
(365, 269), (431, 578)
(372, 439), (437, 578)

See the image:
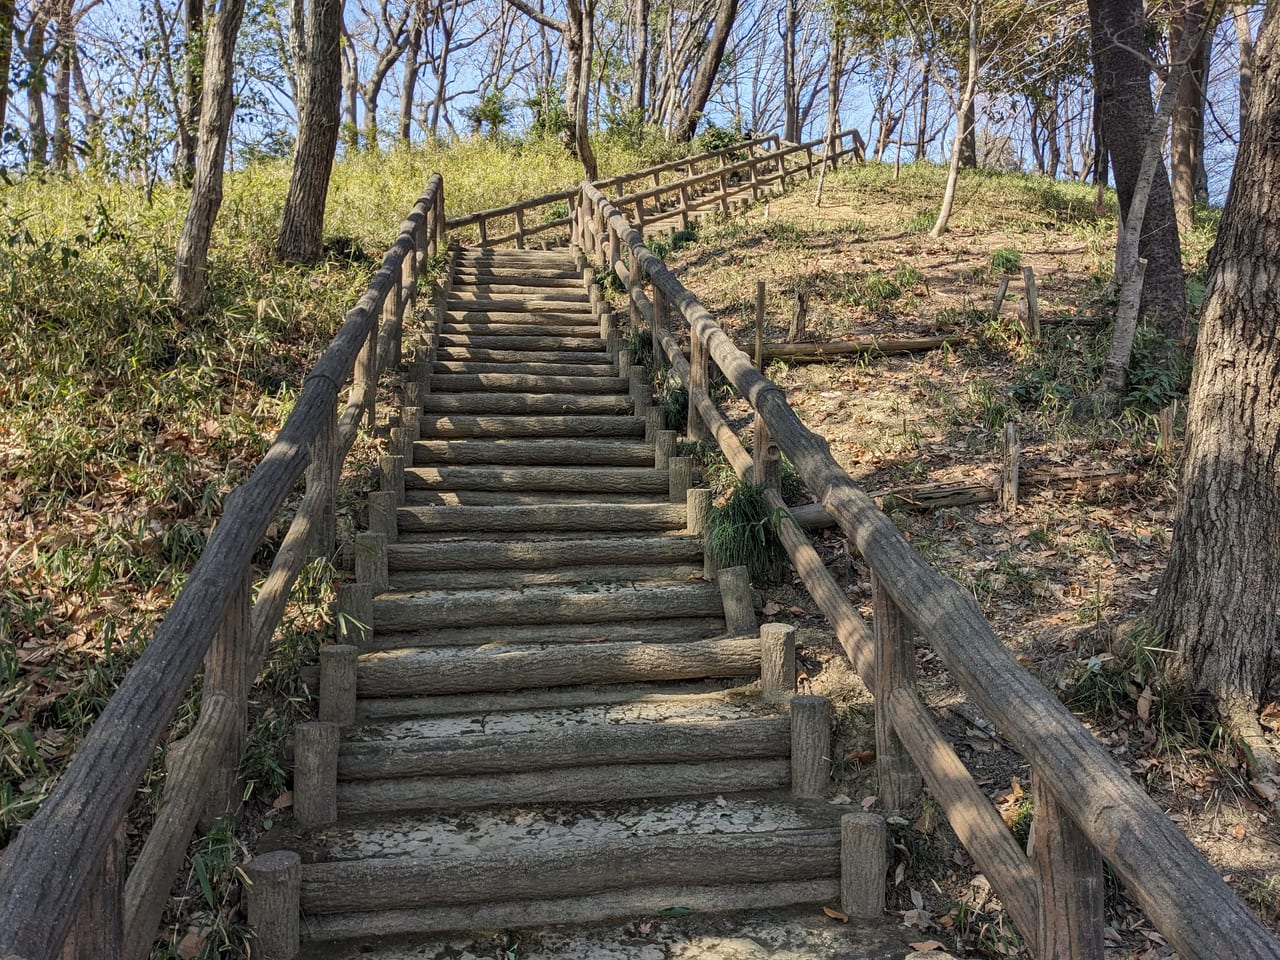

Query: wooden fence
(447, 130), (862, 249)
(574, 179), (1280, 960)
(0, 177), (445, 960)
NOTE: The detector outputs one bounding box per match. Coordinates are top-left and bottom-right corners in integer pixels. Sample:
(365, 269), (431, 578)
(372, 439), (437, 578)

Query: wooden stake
(244, 850), (301, 960)
(754, 280), (766, 371)
(354, 533), (388, 594)
(686, 488), (712, 536)
(1001, 423), (1020, 514)
(872, 572), (921, 813)
(654, 429), (677, 469)
(319, 644), (359, 727)
(645, 408), (665, 444)
(1031, 772), (1106, 960)
(199, 573), (251, 829)
(992, 275), (1011, 321)
(379, 454), (406, 508)
(791, 695), (832, 799)
(335, 582), (373, 648)
(753, 411), (781, 492)
(840, 813), (887, 919)
(306, 405), (338, 560)
(760, 622), (796, 697)
(717, 565), (757, 636)
(368, 490), (397, 543)
(668, 456), (693, 503)
(688, 334), (709, 441)
(629, 367), (649, 409)
(293, 722), (339, 826)
(1022, 266), (1041, 338)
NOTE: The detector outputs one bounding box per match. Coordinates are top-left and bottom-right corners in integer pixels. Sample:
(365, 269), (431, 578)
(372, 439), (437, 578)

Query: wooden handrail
(0, 175), (446, 960)
(576, 179), (1280, 960)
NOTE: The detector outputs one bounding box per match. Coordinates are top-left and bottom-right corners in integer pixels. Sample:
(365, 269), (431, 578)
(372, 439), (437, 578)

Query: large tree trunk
(399, 12), (421, 144)
(1150, 1), (1280, 738)
(563, 0), (598, 179)
(51, 0), (73, 171)
(171, 0), (248, 314)
(1087, 0), (1186, 337)
(1170, 0), (1212, 231)
(0, 0), (13, 134)
(22, 14), (50, 168)
(1233, 2), (1254, 121)
(629, 0), (648, 115)
(958, 84), (976, 168)
(176, 0), (204, 184)
(670, 0), (739, 141)
(277, 0), (344, 263)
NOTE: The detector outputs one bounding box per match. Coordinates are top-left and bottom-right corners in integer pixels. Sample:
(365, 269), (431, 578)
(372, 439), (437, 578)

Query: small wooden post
(1030, 772), (1106, 960)
(1000, 423), (1020, 514)
(379, 453), (406, 508)
(760, 622), (796, 697)
(679, 184), (692, 230)
(400, 404), (420, 446)
(293, 722), (339, 826)
(754, 280), (766, 371)
(629, 367), (648, 409)
(645, 407), (664, 443)
(382, 272), (402, 371)
(514, 207), (526, 249)
(58, 826), (125, 960)
(654, 429), (677, 469)
(686, 487), (711, 536)
(390, 425), (413, 466)
(872, 572), (921, 813)
(244, 850), (302, 960)
(790, 695), (832, 799)
(717, 565), (757, 636)
(319, 644), (359, 726)
(306, 405), (338, 560)
(753, 411), (781, 492)
(354, 532), (388, 594)
(668, 455), (693, 503)
(841, 813), (887, 919)
(618, 346), (632, 379)
(651, 284), (666, 362)
(336, 582), (374, 647)
(1022, 266), (1041, 338)
(368, 490), (398, 543)
(688, 334), (709, 441)
(991, 275), (1011, 321)
(598, 298), (613, 341)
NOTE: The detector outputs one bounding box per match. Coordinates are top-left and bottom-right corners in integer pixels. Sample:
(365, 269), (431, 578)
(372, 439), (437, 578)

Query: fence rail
(574, 178), (1280, 960)
(447, 130), (861, 249)
(0, 176), (446, 960)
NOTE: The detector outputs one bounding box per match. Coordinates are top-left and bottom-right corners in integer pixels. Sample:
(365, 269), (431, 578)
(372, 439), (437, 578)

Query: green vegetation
(704, 481), (787, 582)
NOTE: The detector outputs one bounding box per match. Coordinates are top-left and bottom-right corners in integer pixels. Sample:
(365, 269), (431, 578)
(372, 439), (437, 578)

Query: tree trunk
(1170, 0), (1211, 231)
(171, 0), (248, 314)
(1151, 1), (1280, 733)
(916, 55), (930, 160)
(959, 80), (976, 168)
(563, 0), (598, 178)
(1234, 2), (1254, 122)
(782, 0), (797, 141)
(670, 0), (739, 141)
(931, 0), (978, 238)
(51, 0), (73, 171)
(277, 0), (344, 263)
(0, 0), (13, 134)
(177, 0), (204, 184)
(629, 0), (648, 114)
(340, 31), (359, 149)
(23, 14), (50, 168)
(399, 12), (420, 144)
(1086, 0), (1186, 338)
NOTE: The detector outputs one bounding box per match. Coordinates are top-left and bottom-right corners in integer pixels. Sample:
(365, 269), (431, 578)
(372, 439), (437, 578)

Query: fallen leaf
(1234, 823), (1247, 841)
(762, 601), (782, 616)
(861, 795), (880, 810)
(788, 605), (806, 615)
(910, 942), (948, 952)
(637, 921), (652, 935)
(1136, 685), (1153, 724)
(177, 930), (207, 960)
(843, 749), (875, 764)
(822, 905), (850, 923)
(1251, 780), (1279, 803)
(902, 907), (933, 929)
(272, 791), (293, 810)
(1261, 702), (1280, 730)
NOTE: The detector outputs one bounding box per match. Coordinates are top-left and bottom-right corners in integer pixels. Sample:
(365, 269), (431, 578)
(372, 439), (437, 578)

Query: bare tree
(930, 0), (978, 237)
(171, 0), (249, 313)
(669, 0), (738, 140)
(277, 0), (344, 262)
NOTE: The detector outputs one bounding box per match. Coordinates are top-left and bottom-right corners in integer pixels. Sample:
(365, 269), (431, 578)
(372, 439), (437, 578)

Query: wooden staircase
(254, 245), (895, 958)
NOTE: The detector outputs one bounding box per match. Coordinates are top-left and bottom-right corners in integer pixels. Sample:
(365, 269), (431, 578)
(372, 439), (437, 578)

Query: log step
(449, 288), (590, 304)
(388, 561), (703, 591)
(437, 334), (604, 353)
(435, 347), (612, 366)
(355, 679), (742, 720)
(372, 579), (722, 630)
(395, 502), (686, 534)
(404, 465), (668, 493)
(441, 322), (599, 337)
(402, 490), (654, 507)
(444, 310), (598, 324)
(358, 617), (726, 652)
(433, 360), (622, 378)
(338, 687), (784, 776)
(428, 374), (628, 394)
(354, 636), (758, 697)
(411, 438), (653, 465)
(444, 298), (593, 314)
(417, 394), (630, 416)
(299, 796), (838, 916)
(416, 414), (645, 439)
(450, 272), (583, 287)
(386, 533), (701, 571)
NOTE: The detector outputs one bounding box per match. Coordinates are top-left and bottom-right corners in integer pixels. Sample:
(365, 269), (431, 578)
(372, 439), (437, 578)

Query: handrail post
(753, 410), (780, 492)
(383, 265), (403, 374)
(306, 402), (338, 559)
(651, 283), (665, 363)
(355, 310), (378, 430)
(58, 826), (126, 960)
(687, 331), (709, 442)
(201, 572), (252, 828)
(1031, 772), (1105, 960)
(872, 571), (921, 812)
